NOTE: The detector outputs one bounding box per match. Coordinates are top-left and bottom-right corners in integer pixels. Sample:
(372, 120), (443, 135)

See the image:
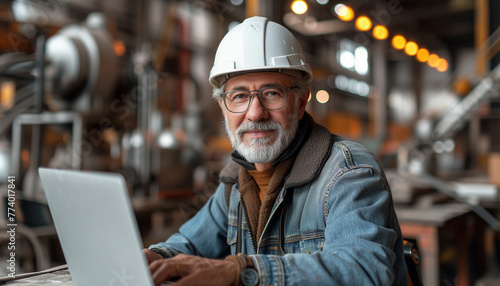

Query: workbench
(396, 203), (483, 286)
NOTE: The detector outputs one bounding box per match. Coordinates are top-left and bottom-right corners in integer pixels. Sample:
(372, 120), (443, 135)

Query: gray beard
(224, 111), (299, 164)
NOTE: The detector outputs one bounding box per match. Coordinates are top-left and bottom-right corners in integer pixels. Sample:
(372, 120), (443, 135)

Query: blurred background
(0, 0), (499, 285)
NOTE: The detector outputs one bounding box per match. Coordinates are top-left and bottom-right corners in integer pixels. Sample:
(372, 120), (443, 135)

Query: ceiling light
(339, 50), (355, 70)
(427, 54), (439, 68)
(372, 25), (388, 40)
(334, 4), (354, 21)
(334, 75), (370, 97)
(428, 54), (439, 68)
(291, 0), (308, 15)
(436, 58), (449, 72)
(356, 81), (371, 97)
(354, 46), (369, 75)
(392, 35), (406, 50)
(404, 41), (418, 56)
(335, 75), (349, 90)
(416, 48), (429, 62)
(355, 16), (372, 31)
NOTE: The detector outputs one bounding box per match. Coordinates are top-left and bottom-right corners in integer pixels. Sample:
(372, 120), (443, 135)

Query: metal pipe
(431, 63), (500, 141)
(28, 35), (46, 194)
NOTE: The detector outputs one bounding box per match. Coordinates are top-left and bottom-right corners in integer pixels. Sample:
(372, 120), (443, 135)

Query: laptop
(38, 168), (154, 286)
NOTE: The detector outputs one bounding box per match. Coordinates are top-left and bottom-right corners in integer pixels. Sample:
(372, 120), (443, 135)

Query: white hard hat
(209, 16), (312, 88)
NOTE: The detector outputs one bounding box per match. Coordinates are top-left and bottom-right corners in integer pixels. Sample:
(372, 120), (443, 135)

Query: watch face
(241, 268), (259, 286)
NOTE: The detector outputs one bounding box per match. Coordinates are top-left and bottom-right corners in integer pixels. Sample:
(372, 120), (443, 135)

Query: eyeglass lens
(223, 86), (289, 113)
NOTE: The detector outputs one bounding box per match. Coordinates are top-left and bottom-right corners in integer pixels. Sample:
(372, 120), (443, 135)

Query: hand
(149, 253), (238, 286)
(142, 248), (164, 264)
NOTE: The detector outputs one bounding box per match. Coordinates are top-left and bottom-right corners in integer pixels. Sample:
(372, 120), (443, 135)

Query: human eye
(227, 91), (249, 102)
(261, 87), (284, 98)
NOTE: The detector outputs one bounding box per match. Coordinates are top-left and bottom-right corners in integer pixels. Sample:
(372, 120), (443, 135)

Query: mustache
(236, 121), (282, 137)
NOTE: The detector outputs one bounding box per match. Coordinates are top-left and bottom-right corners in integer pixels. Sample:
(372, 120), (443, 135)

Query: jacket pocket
(299, 235), (325, 254)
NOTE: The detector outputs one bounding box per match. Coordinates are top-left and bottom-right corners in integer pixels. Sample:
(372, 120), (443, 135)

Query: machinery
(0, 12), (119, 272)
(0, 12), (119, 135)
(1, 12), (119, 198)
(43, 12), (119, 114)
(395, 62), (500, 231)
(398, 63), (500, 177)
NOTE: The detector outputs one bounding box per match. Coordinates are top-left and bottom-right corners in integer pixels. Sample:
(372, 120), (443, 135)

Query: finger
(170, 274), (197, 286)
(149, 260), (163, 273)
(176, 263), (181, 277)
(151, 260), (183, 286)
(151, 261), (171, 285)
(143, 249), (162, 264)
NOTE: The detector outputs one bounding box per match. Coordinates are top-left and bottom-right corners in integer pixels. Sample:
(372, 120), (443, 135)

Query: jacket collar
(219, 112), (333, 188)
(283, 113), (333, 188)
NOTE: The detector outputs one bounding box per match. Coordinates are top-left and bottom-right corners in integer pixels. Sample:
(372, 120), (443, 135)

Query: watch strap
(225, 253), (258, 286)
(225, 254), (247, 286)
(237, 253), (254, 268)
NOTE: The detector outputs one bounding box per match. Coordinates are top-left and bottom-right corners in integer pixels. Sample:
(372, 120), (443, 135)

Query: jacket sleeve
(250, 167), (407, 286)
(148, 183), (231, 259)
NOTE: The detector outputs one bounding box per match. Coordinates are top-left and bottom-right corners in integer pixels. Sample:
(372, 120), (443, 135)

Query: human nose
(245, 93), (269, 121)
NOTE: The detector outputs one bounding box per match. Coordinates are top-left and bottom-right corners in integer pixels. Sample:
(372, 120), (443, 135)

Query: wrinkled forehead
(224, 72), (294, 91)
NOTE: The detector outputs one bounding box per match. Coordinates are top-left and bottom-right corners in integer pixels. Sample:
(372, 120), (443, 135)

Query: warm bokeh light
(436, 58), (449, 72)
(404, 41), (418, 56)
(316, 90), (330, 104)
(21, 149), (30, 163)
(334, 4), (354, 21)
(113, 40), (126, 56)
(355, 16), (372, 31)
(428, 54), (439, 68)
(392, 35), (406, 50)
(308, 92), (312, 102)
(372, 25), (388, 40)
(0, 81), (15, 110)
(453, 78), (472, 95)
(291, 0), (308, 14)
(416, 48), (430, 62)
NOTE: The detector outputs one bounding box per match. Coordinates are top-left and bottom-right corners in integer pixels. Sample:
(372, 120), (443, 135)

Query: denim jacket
(149, 118), (408, 285)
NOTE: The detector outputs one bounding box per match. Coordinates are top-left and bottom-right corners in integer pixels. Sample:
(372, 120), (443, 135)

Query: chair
(404, 240), (424, 286)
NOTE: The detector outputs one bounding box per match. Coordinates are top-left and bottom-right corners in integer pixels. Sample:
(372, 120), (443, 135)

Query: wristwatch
(238, 254), (259, 286)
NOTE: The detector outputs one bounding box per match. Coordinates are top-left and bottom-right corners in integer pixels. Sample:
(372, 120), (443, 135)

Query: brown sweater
(237, 157), (295, 246)
(247, 167), (276, 202)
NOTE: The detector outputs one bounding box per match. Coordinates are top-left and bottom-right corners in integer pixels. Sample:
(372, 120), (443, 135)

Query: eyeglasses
(221, 85), (298, 113)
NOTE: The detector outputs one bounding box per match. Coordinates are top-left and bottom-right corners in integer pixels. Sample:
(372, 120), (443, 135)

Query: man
(143, 16), (408, 286)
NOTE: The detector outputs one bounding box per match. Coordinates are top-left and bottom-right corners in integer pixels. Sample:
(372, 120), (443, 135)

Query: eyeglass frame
(219, 85), (299, 113)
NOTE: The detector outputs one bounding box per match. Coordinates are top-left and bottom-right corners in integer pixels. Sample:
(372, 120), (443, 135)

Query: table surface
(395, 203), (472, 225)
(2, 270), (71, 285)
